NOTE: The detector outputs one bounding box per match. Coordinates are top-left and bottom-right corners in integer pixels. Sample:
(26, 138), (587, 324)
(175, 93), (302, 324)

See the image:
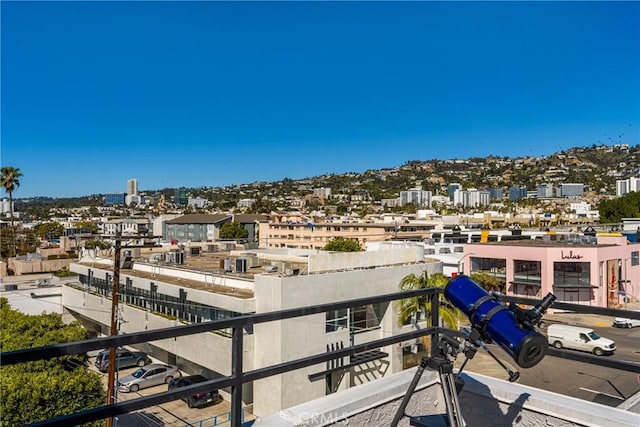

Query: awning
(510, 281), (541, 287)
(552, 284), (598, 289)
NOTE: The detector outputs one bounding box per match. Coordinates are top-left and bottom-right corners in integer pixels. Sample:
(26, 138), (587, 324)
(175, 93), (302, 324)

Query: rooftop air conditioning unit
(265, 265), (278, 273)
(235, 258), (247, 273)
(247, 256), (260, 268)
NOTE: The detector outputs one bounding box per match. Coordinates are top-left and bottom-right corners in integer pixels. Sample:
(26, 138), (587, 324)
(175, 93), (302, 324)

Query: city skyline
(2, 1), (639, 198)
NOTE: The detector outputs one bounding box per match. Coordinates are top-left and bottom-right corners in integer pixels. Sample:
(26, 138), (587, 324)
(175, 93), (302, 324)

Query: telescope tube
(445, 275), (548, 368)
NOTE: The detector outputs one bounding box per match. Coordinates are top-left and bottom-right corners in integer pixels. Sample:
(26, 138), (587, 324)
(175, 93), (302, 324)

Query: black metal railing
(2, 288), (640, 427)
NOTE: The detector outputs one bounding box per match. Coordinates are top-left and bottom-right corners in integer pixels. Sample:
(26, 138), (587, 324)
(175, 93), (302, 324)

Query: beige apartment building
(259, 213), (441, 249)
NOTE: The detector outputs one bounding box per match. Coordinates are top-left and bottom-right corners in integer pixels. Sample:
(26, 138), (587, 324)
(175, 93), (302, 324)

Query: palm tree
(397, 271), (460, 330)
(1, 166), (23, 256)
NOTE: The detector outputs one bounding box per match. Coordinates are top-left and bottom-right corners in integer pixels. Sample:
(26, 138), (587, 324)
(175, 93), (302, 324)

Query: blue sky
(2, 1), (639, 198)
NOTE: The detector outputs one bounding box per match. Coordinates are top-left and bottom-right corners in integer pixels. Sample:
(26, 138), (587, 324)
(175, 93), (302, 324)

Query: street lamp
(457, 252), (475, 275)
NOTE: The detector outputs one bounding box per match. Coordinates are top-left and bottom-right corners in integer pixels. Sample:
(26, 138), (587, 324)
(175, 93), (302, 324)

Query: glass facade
(512, 260), (542, 296)
(553, 262), (591, 287)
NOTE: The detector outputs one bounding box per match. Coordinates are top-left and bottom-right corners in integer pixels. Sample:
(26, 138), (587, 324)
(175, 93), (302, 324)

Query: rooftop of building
(475, 237), (628, 248)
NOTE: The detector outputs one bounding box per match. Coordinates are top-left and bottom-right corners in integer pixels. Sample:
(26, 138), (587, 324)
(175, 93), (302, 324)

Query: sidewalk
(544, 300), (640, 329)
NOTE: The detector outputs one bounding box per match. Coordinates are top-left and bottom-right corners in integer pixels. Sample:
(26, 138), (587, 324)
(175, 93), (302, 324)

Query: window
(513, 260), (542, 285)
(632, 251), (639, 266)
(471, 257), (506, 279)
(326, 309), (348, 333)
(326, 303), (387, 333)
(554, 262), (591, 287)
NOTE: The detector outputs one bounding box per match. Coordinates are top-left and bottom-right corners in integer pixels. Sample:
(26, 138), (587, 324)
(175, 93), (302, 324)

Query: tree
(396, 272), (460, 330)
(219, 221), (249, 239)
(34, 221), (65, 240)
(0, 227), (16, 259)
(74, 220), (99, 234)
(0, 298), (105, 426)
(598, 191), (640, 223)
(323, 237), (362, 252)
(0, 166), (23, 256)
(470, 271), (503, 293)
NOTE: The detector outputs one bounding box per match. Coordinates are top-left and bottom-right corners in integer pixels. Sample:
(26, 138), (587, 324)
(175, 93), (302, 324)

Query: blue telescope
(445, 275), (555, 368)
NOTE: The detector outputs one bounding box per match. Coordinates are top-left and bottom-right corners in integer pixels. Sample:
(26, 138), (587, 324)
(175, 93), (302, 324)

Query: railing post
(430, 289), (440, 356)
(231, 325), (243, 427)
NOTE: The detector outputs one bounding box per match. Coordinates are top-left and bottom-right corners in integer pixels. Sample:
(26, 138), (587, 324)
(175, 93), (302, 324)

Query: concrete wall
(10, 258), (72, 275)
(255, 369), (640, 427)
(252, 259), (440, 417)
(307, 246), (424, 273)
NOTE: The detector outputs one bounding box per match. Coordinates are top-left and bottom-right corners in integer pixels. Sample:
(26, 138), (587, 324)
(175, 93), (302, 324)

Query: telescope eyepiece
(536, 293), (557, 313)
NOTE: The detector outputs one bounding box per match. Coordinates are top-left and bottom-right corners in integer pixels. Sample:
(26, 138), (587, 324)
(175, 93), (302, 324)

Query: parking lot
(88, 353), (252, 426)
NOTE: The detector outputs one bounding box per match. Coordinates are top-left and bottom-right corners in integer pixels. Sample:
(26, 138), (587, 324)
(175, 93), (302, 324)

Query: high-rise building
(174, 188), (188, 205)
(448, 183), (462, 201)
(616, 177), (640, 197)
(536, 184), (554, 199)
(127, 179), (138, 196)
(453, 189), (490, 208)
(489, 188), (503, 201)
(508, 186), (527, 202)
(104, 193), (126, 205)
(557, 183), (584, 198)
(399, 188), (432, 207)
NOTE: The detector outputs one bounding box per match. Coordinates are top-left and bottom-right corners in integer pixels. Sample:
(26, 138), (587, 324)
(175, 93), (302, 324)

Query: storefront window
(471, 257), (507, 280)
(512, 260), (541, 296)
(553, 262), (591, 286)
(513, 260), (541, 285)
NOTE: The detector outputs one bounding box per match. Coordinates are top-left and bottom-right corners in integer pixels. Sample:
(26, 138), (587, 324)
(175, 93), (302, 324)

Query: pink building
(461, 234), (640, 308)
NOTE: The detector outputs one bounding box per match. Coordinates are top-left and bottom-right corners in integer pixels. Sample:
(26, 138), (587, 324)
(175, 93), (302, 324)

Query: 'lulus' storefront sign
(561, 250), (583, 260)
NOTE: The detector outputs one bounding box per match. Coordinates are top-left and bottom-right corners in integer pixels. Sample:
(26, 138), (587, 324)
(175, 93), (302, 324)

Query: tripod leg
(390, 357), (429, 427)
(440, 370), (465, 427)
(481, 345), (520, 382)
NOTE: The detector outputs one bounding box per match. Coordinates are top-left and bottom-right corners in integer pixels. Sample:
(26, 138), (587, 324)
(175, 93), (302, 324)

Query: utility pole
(106, 230), (122, 427)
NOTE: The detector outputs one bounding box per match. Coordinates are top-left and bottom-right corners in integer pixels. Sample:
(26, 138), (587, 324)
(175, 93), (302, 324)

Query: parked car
(94, 348), (151, 373)
(612, 310), (640, 328)
(547, 324), (616, 356)
(168, 375), (221, 408)
(117, 363), (181, 393)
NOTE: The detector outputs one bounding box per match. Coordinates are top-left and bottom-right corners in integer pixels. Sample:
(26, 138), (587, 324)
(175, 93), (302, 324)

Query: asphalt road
(459, 316), (640, 408)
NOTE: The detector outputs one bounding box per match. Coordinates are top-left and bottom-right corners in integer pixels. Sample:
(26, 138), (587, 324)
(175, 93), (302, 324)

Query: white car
(612, 316), (640, 328)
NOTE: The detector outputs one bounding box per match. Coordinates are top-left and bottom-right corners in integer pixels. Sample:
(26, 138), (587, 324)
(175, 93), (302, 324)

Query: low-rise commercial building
(460, 233), (640, 307)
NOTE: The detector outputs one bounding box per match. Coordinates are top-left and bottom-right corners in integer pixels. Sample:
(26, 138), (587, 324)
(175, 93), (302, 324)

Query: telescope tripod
(390, 329), (519, 427)
(390, 354), (464, 427)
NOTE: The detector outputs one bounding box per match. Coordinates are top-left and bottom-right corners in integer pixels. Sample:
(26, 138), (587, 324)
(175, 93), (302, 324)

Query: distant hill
(15, 144), (640, 210)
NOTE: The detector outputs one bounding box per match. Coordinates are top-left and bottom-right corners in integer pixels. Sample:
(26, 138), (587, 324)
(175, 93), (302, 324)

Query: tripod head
(437, 328), (520, 383)
(509, 292), (557, 329)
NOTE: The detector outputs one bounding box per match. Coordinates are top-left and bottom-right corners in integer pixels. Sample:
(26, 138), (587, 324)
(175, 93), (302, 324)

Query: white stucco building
(64, 245), (441, 417)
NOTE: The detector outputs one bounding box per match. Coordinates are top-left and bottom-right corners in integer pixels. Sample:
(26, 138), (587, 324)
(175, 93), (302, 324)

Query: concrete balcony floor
(255, 367), (640, 427)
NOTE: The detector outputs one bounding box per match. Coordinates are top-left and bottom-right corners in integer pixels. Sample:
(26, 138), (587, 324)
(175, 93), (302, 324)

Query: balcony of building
(2, 287), (640, 427)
